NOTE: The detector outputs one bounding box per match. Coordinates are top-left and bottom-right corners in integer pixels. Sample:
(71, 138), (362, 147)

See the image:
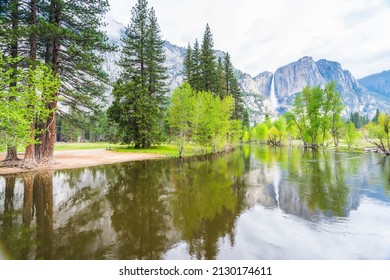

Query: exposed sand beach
(0, 149), (165, 175)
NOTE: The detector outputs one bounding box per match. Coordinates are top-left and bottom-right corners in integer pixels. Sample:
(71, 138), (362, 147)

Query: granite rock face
(359, 70), (390, 102)
(273, 56), (388, 117)
(103, 18), (389, 122)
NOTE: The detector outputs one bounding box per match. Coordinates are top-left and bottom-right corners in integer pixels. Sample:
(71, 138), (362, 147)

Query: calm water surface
(1, 145), (390, 260)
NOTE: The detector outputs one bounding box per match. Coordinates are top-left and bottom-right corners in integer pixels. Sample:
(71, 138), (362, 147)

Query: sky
(107, 0), (390, 78)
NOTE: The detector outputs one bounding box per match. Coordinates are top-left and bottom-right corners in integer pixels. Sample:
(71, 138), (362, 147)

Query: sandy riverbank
(0, 149), (165, 175)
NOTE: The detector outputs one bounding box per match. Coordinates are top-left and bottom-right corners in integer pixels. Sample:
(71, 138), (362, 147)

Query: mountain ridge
(103, 19), (389, 124)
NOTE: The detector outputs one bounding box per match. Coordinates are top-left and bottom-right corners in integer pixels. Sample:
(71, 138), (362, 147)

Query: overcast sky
(107, 0), (390, 78)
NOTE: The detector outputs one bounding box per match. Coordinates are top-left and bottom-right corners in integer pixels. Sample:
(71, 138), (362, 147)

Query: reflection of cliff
(245, 166), (277, 208)
(246, 146), (363, 220)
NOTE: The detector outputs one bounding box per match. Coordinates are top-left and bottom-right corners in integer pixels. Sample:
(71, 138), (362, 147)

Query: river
(1, 145), (390, 259)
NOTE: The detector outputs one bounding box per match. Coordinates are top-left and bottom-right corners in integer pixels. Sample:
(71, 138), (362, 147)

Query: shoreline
(0, 149), (166, 175)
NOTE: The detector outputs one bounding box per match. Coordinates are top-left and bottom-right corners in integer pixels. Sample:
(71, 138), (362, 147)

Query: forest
(1, 0), (390, 172)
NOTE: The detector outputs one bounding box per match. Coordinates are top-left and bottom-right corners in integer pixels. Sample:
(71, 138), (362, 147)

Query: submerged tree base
(19, 159), (39, 170)
(365, 147), (390, 155)
(0, 159), (22, 168)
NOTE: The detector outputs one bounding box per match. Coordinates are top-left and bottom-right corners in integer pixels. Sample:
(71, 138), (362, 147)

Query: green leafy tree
(289, 82), (344, 148)
(286, 117), (298, 145)
(344, 122), (360, 148)
(322, 81), (344, 146)
(253, 123), (269, 143)
(0, 0), (23, 162)
(1, 0), (111, 164)
(267, 126), (280, 146)
(168, 83), (194, 157)
(0, 54), (59, 166)
(242, 130), (250, 143)
(363, 113), (390, 154)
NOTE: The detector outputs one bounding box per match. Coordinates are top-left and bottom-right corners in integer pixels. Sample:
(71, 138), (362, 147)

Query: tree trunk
(22, 0), (38, 169)
(5, 0), (20, 163)
(3, 147), (20, 166)
(37, 0), (61, 165)
(22, 127), (38, 169)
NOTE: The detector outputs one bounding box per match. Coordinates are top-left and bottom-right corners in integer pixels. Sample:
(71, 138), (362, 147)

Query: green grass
(54, 142), (123, 151)
(53, 142), (211, 158)
(115, 144), (213, 158)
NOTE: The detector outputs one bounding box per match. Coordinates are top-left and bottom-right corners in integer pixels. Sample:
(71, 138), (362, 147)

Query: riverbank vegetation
(0, 0), (110, 168)
(2, 0), (390, 173)
(248, 83), (390, 154)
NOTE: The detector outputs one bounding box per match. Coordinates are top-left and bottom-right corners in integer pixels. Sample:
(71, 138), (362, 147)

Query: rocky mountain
(103, 19), (388, 124)
(273, 56), (388, 117)
(359, 70), (390, 102)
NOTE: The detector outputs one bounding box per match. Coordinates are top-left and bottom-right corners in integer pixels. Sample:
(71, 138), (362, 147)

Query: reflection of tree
(33, 172), (54, 259)
(171, 151), (246, 259)
(378, 156), (390, 194)
(1, 169), (112, 259)
(106, 161), (170, 259)
(252, 146), (350, 218)
(0, 175), (38, 259)
(290, 151), (349, 217)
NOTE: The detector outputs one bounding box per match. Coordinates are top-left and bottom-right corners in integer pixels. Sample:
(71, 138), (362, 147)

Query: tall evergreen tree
(224, 53), (245, 121)
(200, 24), (217, 93)
(183, 43), (192, 83)
(216, 57), (227, 98)
(0, 0), (22, 162)
(111, 0), (167, 148)
(1, 0), (111, 165)
(145, 8), (167, 103)
(34, 0), (111, 164)
(189, 39), (202, 92)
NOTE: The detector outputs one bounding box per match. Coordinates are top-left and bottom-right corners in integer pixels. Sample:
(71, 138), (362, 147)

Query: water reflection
(171, 154), (246, 259)
(248, 148), (357, 219)
(106, 161), (171, 259)
(1, 146), (390, 259)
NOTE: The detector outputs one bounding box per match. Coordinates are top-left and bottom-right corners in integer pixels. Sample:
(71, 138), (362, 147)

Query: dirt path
(0, 149), (165, 175)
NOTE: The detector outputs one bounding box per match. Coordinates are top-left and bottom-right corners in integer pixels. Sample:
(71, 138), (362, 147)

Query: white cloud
(107, 0), (390, 78)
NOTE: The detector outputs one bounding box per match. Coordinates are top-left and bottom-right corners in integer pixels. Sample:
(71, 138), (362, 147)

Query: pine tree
(145, 7), (167, 103)
(34, 0), (111, 164)
(0, 0), (22, 162)
(372, 109), (380, 123)
(111, 0), (167, 148)
(189, 39), (202, 92)
(224, 53), (234, 94)
(216, 57), (227, 98)
(1, 0), (110, 166)
(183, 43), (192, 83)
(224, 53), (245, 121)
(200, 24), (217, 93)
